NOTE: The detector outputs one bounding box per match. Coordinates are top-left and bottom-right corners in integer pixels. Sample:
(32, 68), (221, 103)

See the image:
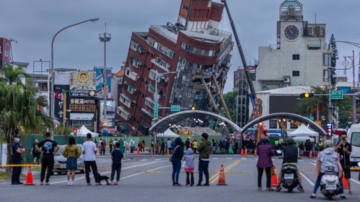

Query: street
(1, 154), (360, 201)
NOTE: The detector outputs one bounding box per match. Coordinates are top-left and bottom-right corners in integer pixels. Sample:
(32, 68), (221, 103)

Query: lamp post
(50, 18), (99, 119)
(99, 23), (111, 122)
(153, 70), (177, 142)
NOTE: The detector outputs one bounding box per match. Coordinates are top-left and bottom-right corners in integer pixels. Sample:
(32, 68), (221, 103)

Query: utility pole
(99, 23), (111, 123)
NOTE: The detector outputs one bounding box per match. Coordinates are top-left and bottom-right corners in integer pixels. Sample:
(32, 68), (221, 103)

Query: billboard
(95, 67), (112, 98)
(0, 38), (12, 63)
(54, 71), (70, 85)
(70, 71), (96, 90)
(99, 100), (116, 128)
(54, 85), (70, 122)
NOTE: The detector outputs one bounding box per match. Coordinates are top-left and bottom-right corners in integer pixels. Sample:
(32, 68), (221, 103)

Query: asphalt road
(1, 153), (360, 202)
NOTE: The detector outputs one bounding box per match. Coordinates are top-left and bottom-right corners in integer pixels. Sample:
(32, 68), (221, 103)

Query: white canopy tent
(288, 124), (319, 137)
(293, 136), (315, 142)
(75, 125), (99, 137)
(156, 128), (179, 137)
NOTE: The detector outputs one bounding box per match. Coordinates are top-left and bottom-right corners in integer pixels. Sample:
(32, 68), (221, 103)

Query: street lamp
(99, 23), (111, 121)
(49, 18), (99, 119)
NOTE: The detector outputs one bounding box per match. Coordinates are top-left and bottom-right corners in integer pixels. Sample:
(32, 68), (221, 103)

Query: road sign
(153, 102), (159, 119)
(170, 105), (180, 111)
(330, 91), (343, 99)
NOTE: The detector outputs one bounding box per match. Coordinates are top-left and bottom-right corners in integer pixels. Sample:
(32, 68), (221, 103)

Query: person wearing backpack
(62, 136), (81, 185)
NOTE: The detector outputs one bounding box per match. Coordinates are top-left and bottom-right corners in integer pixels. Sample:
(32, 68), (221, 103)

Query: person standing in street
(192, 139), (198, 154)
(82, 133), (100, 185)
(167, 138), (172, 154)
(62, 136), (81, 185)
(256, 137), (274, 191)
(11, 134), (25, 185)
(160, 139), (165, 155)
(31, 139), (40, 164)
(130, 139), (135, 153)
(336, 132), (352, 195)
(184, 148), (195, 186)
(109, 139), (113, 153)
(197, 133), (211, 186)
(110, 142), (123, 185)
(102, 140), (106, 155)
(171, 137), (184, 186)
(36, 132), (59, 185)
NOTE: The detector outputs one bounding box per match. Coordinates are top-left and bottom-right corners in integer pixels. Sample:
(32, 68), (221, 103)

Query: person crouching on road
(110, 142), (123, 185)
(256, 137), (274, 191)
(62, 136), (81, 185)
(184, 148), (195, 186)
(171, 137), (184, 186)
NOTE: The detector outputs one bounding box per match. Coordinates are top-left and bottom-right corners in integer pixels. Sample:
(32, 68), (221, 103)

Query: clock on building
(284, 25), (300, 41)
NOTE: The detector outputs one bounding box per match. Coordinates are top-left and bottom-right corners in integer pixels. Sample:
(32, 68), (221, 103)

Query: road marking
(50, 160), (167, 184)
(209, 160), (241, 184)
(310, 163), (316, 166)
(241, 158), (246, 160)
(155, 159), (161, 161)
(300, 172), (314, 186)
(140, 159), (147, 161)
(226, 158), (232, 159)
(212, 158), (218, 160)
(350, 179), (360, 185)
(120, 165), (171, 180)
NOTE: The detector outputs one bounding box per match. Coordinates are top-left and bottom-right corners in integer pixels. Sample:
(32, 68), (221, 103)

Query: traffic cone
(309, 151), (313, 158)
(240, 149), (244, 156)
(342, 174), (348, 189)
(217, 164), (227, 186)
(253, 149), (257, 156)
(271, 165), (278, 187)
(136, 148), (140, 156)
(244, 149), (248, 156)
(24, 166), (35, 185)
(150, 149), (153, 155)
(167, 149), (170, 155)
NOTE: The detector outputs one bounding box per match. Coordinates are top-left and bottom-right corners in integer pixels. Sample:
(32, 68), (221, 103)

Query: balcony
(151, 58), (170, 72)
(145, 97), (154, 109)
(150, 25), (178, 43)
(125, 67), (139, 81)
(125, 82), (137, 95)
(117, 106), (131, 121)
(119, 93), (133, 108)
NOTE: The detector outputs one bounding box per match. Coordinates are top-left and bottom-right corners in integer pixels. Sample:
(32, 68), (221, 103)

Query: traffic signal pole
(328, 74), (332, 138)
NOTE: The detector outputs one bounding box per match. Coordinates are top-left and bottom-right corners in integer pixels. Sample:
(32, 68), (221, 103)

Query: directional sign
(330, 91), (343, 99)
(171, 105), (181, 111)
(153, 102), (159, 119)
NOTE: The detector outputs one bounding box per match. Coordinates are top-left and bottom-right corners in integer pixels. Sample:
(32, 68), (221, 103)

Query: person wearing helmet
(310, 140), (345, 199)
(275, 138), (304, 192)
(256, 137), (275, 191)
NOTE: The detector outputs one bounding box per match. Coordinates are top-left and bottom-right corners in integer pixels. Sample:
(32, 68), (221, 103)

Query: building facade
(117, 0), (234, 135)
(254, 0), (332, 91)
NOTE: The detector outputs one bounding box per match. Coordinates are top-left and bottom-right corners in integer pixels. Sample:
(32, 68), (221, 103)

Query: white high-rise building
(254, 0), (332, 91)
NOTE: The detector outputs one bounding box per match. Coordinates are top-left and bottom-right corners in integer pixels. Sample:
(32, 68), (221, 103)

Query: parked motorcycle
(320, 170), (341, 200)
(280, 164), (299, 192)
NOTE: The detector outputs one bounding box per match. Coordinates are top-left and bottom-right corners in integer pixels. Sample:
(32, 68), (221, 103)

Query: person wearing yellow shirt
(193, 140), (198, 154)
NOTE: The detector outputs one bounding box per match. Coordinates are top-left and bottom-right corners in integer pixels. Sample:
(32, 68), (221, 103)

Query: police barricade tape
(350, 167), (360, 171)
(0, 164), (40, 168)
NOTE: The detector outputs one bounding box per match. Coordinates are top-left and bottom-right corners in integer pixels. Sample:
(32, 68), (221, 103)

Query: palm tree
(0, 65), (53, 173)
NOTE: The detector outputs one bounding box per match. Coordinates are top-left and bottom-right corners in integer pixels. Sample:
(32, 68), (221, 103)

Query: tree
(223, 91), (237, 122)
(0, 65), (53, 173)
(329, 34), (339, 85)
(296, 86), (351, 128)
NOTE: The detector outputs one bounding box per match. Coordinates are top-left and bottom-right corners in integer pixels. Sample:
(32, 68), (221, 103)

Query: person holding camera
(335, 132), (352, 195)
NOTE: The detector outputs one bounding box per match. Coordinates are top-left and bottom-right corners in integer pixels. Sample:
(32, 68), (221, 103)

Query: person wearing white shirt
(82, 133), (100, 185)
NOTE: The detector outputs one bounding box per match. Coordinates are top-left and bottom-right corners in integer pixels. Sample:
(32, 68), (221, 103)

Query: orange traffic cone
(342, 174), (348, 189)
(244, 149), (248, 156)
(240, 149), (244, 156)
(24, 166), (35, 185)
(217, 164), (227, 186)
(309, 151), (313, 158)
(167, 149), (170, 155)
(253, 149), (257, 156)
(150, 149), (153, 155)
(136, 148), (140, 156)
(271, 165), (278, 187)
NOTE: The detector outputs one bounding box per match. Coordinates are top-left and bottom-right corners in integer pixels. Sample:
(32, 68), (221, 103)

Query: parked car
(53, 144), (84, 175)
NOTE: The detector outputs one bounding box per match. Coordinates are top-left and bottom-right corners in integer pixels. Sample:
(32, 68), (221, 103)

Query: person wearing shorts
(336, 133), (352, 195)
(31, 139), (40, 164)
(62, 136), (81, 185)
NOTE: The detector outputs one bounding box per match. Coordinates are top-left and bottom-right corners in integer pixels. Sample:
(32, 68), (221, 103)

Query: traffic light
(330, 69), (336, 85)
(300, 93), (314, 98)
(327, 123), (333, 136)
(191, 105), (195, 110)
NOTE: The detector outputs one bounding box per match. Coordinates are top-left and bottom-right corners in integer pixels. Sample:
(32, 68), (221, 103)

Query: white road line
(350, 179), (360, 185)
(212, 158), (218, 160)
(310, 163), (316, 166)
(120, 165), (171, 180)
(227, 158), (232, 159)
(155, 159), (161, 161)
(241, 158), (246, 160)
(300, 172), (314, 186)
(50, 160), (167, 184)
(140, 159), (147, 161)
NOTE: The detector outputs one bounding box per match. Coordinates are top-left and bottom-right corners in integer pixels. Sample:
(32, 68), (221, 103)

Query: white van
(347, 124), (360, 166)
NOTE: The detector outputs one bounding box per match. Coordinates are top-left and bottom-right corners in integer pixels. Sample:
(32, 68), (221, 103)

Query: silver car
(53, 144), (84, 175)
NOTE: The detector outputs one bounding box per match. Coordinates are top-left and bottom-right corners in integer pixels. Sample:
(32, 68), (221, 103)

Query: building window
(323, 53), (331, 66)
(292, 71), (300, 77)
(149, 70), (156, 80)
(292, 54), (300, 60)
(269, 120), (277, 129)
(130, 40), (139, 51)
(146, 37), (174, 59)
(183, 5), (189, 10)
(323, 69), (329, 82)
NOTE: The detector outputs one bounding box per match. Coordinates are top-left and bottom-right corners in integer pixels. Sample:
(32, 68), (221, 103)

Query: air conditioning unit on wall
(284, 77), (290, 83)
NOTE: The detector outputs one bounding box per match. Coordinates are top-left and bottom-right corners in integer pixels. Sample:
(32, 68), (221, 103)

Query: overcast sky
(1, 0), (360, 93)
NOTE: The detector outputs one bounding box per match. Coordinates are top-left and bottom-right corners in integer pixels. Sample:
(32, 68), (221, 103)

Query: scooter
(320, 171), (341, 200)
(280, 164), (299, 192)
